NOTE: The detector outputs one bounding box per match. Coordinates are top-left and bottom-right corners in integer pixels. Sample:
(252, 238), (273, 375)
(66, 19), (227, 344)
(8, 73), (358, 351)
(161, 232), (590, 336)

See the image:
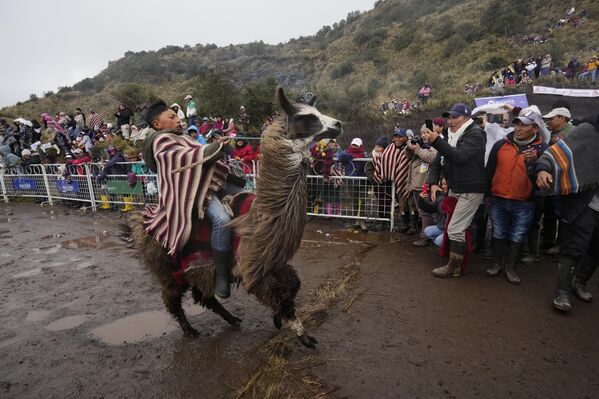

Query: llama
(131, 87), (342, 348)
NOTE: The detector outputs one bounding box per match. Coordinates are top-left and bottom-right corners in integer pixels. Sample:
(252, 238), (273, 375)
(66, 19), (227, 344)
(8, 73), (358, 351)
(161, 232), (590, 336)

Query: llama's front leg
(192, 287), (242, 326)
(162, 284), (199, 338)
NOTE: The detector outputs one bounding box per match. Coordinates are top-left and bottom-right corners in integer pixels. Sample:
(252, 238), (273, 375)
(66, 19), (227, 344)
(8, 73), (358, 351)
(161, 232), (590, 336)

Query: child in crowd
(417, 177), (449, 247)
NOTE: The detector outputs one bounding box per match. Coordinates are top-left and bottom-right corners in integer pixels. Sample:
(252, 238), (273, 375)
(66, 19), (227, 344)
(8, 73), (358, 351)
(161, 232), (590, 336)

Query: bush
(455, 21), (483, 43)
(330, 61), (354, 79)
(442, 34), (467, 57)
(111, 83), (158, 112)
(393, 28), (415, 52)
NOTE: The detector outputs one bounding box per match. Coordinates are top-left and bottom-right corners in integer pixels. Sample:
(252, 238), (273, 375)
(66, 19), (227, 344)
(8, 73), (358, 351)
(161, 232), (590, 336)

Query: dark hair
(145, 100), (169, 127)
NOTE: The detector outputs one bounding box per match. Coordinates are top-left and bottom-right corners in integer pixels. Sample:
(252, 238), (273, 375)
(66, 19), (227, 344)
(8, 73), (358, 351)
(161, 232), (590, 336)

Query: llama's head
(277, 87), (342, 142)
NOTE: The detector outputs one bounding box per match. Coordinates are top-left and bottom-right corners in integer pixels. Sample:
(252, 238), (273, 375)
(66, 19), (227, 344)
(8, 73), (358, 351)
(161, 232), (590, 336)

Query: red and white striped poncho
(143, 133), (228, 256)
(373, 143), (410, 200)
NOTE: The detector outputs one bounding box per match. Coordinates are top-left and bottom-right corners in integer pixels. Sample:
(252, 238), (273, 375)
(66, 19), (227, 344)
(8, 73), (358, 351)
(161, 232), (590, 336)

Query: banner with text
(474, 94), (529, 108)
(533, 86), (599, 97)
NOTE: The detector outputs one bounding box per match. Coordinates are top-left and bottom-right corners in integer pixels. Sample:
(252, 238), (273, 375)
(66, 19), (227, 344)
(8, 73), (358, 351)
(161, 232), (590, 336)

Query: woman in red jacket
(232, 138), (255, 173)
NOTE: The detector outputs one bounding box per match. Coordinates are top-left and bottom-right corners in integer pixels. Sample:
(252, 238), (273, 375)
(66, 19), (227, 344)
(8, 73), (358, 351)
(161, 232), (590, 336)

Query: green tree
(190, 71), (240, 117)
(242, 78), (278, 130)
(111, 83), (158, 112)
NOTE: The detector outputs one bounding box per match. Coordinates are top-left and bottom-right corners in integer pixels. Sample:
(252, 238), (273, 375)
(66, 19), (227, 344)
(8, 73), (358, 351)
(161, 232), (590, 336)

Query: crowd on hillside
(508, 6), (587, 47)
(378, 84), (431, 115)
(486, 53), (598, 94)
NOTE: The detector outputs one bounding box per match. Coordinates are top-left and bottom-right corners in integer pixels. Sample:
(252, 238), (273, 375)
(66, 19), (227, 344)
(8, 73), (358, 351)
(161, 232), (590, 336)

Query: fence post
(389, 186), (395, 233)
(0, 171), (8, 203)
(84, 164), (97, 212)
(41, 165), (53, 205)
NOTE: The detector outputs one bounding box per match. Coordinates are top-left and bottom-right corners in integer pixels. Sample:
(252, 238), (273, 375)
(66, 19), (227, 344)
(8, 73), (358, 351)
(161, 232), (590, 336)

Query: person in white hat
(184, 95), (197, 127)
(542, 107), (574, 144)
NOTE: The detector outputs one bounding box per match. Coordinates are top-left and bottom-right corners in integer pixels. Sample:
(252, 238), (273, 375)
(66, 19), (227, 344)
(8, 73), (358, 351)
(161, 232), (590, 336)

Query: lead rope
(170, 142), (224, 174)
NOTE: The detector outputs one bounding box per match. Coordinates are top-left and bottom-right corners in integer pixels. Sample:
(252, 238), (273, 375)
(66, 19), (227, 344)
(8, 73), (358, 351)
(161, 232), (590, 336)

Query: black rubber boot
(486, 238), (507, 277)
(521, 229), (541, 265)
(397, 212), (410, 233)
(505, 241), (523, 285)
(572, 255), (598, 303)
(553, 258), (577, 312)
(407, 212), (418, 235)
(213, 250), (233, 299)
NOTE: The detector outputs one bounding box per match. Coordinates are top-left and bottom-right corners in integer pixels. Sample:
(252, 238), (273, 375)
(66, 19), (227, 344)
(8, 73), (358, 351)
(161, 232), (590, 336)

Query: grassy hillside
(3, 0), (599, 146)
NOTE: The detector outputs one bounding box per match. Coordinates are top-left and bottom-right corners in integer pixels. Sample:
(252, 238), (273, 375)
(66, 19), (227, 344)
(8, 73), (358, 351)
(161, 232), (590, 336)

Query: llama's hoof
(183, 327), (200, 338)
(298, 334), (318, 348)
(273, 314), (282, 330)
(227, 316), (242, 326)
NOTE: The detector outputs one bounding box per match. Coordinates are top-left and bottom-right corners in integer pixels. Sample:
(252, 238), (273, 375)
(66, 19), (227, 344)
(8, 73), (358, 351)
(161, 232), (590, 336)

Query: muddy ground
(0, 202), (598, 399)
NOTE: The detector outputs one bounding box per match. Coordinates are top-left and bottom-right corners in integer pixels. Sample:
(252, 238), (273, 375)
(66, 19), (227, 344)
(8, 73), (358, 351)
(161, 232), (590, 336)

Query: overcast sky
(0, 0), (376, 108)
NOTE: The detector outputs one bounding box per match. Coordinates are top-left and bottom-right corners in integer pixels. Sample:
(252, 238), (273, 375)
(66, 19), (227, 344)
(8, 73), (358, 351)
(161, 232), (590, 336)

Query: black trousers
(560, 206), (599, 265)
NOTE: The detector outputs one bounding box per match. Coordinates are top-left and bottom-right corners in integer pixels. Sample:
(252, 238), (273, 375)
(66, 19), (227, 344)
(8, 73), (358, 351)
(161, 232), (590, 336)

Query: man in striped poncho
(141, 100), (234, 298)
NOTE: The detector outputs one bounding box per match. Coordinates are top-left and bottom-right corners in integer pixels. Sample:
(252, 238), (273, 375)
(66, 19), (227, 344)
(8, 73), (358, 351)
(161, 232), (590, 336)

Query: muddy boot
(553, 259), (577, 312)
(120, 196), (134, 212)
(407, 212), (418, 235)
(413, 237), (430, 247)
(432, 241), (464, 278)
(397, 212), (409, 233)
(486, 238), (507, 277)
(521, 229), (541, 265)
(504, 241), (523, 285)
(572, 255), (598, 303)
(99, 194), (110, 210)
(213, 250), (233, 299)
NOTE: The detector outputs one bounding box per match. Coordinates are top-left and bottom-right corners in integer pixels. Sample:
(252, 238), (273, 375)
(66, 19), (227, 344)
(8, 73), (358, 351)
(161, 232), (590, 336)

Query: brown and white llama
(131, 87), (342, 348)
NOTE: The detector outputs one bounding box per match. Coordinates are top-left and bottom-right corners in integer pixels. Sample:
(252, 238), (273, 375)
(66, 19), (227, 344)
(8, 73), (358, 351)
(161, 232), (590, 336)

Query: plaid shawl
(542, 121), (599, 195)
(373, 143), (410, 200)
(143, 133), (228, 256)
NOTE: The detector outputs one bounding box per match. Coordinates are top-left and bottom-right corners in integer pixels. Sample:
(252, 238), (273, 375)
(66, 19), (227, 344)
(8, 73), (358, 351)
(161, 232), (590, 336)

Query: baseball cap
(21, 149), (31, 156)
(184, 95), (192, 100)
(542, 107), (571, 119)
(512, 109), (542, 126)
(393, 128), (407, 137)
(351, 138), (363, 147)
(442, 103), (472, 118)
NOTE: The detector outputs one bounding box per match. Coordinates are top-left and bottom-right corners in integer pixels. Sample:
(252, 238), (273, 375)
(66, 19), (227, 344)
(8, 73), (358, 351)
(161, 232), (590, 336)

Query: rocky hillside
(3, 0), (599, 144)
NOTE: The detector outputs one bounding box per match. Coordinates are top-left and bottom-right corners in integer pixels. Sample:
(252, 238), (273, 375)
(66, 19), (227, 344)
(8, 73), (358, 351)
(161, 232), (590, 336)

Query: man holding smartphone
(422, 103), (488, 278)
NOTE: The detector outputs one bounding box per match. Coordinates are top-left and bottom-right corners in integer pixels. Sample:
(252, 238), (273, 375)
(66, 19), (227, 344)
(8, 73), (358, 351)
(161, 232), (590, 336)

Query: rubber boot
(505, 241), (523, 285)
(397, 212), (409, 233)
(432, 240), (465, 278)
(407, 212), (418, 235)
(553, 258), (577, 312)
(486, 238), (507, 277)
(521, 229), (541, 265)
(120, 196), (134, 212)
(99, 195), (110, 210)
(572, 255), (598, 303)
(213, 250), (233, 299)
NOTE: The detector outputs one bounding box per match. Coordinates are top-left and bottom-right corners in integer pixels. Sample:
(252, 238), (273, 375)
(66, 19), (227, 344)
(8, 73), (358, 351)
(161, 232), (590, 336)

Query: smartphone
(425, 119), (433, 130)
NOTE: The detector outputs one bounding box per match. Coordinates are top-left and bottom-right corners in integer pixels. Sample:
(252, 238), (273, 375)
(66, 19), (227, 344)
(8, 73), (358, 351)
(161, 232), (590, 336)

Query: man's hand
(419, 191), (429, 200)
(430, 184), (441, 201)
(407, 140), (420, 151)
(421, 128), (439, 144)
(537, 170), (553, 190)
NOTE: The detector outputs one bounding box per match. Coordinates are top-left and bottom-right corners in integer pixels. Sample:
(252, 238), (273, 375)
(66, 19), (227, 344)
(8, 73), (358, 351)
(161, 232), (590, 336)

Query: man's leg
(504, 200), (535, 285)
(572, 225), (599, 302)
(205, 197), (233, 298)
(487, 197), (509, 277)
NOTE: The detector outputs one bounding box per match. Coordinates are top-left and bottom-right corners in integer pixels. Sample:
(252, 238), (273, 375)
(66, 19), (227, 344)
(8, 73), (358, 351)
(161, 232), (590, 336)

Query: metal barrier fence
(0, 159), (396, 231)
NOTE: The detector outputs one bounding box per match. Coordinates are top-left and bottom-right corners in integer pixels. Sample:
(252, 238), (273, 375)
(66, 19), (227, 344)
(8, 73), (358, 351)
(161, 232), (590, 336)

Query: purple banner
(474, 94), (529, 108)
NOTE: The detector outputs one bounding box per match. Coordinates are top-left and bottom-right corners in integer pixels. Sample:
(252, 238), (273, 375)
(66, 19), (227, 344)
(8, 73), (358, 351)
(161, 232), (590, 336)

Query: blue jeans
(205, 197), (231, 252)
(490, 197), (534, 243)
(424, 225), (444, 247)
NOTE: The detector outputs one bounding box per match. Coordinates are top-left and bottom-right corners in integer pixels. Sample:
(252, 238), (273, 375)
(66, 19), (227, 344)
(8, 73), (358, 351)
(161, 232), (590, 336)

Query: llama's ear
(306, 94), (317, 107)
(277, 87), (295, 116)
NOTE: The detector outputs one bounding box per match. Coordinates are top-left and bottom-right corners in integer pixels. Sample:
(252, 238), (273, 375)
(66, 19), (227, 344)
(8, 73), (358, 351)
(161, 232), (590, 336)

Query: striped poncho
(539, 120), (599, 196)
(143, 132), (229, 256)
(373, 143), (410, 200)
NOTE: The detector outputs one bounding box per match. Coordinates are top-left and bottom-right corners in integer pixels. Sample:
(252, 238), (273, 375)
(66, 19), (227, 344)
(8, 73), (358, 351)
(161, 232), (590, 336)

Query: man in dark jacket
(114, 104), (133, 139)
(423, 103), (487, 278)
(536, 113), (599, 312)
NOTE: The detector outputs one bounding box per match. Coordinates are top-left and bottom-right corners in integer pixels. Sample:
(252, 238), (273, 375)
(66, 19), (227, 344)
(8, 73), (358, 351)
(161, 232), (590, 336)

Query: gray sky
(0, 0), (376, 108)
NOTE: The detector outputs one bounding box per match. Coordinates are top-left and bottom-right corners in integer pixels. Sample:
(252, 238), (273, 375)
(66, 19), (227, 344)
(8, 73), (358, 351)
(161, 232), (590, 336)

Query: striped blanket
(373, 143), (410, 200)
(542, 121), (599, 195)
(143, 133), (229, 256)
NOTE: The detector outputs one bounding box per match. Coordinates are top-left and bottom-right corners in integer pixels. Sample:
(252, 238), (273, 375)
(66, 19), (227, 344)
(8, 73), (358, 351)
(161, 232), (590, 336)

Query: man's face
(448, 115), (468, 131)
(152, 109), (182, 132)
(514, 122), (538, 141)
(392, 135), (407, 146)
(433, 123), (443, 133)
(545, 115), (567, 132)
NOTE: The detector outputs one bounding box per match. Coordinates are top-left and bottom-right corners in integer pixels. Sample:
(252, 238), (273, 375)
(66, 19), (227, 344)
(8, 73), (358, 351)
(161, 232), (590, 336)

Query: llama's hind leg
(162, 284), (198, 338)
(191, 287), (242, 326)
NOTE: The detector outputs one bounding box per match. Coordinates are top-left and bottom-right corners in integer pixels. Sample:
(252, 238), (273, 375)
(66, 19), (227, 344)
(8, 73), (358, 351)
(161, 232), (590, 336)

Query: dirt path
(0, 203), (597, 398)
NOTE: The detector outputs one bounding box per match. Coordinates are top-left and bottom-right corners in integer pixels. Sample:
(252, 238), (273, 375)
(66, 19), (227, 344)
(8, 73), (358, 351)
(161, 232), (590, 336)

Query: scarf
(447, 119), (473, 147)
(541, 121), (599, 195)
(373, 143), (410, 200)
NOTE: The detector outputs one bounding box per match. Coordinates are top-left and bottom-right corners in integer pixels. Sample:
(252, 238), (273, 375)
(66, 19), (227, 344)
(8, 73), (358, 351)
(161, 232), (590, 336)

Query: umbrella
(13, 117), (32, 127)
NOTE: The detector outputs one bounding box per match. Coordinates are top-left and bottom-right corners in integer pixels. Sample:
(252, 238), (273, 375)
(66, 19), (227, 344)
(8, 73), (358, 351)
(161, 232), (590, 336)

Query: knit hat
(375, 136), (389, 147)
(432, 117), (446, 127)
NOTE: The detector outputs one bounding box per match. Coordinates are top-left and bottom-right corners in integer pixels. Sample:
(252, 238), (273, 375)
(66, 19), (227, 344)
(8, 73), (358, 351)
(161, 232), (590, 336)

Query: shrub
(330, 61), (354, 79)
(442, 34), (467, 57)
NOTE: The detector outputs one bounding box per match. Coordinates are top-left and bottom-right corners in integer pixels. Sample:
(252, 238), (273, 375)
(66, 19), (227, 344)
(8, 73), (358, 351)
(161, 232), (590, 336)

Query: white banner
(533, 86), (599, 97)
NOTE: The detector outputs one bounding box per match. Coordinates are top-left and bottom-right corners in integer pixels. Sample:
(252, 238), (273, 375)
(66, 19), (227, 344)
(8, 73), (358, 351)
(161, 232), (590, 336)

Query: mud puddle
(0, 217), (18, 223)
(90, 304), (207, 345)
(303, 225), (392, 245)
(26, 310), (51, 322)
(32, 234), (121, 253)
(45, 315), (89, 332)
